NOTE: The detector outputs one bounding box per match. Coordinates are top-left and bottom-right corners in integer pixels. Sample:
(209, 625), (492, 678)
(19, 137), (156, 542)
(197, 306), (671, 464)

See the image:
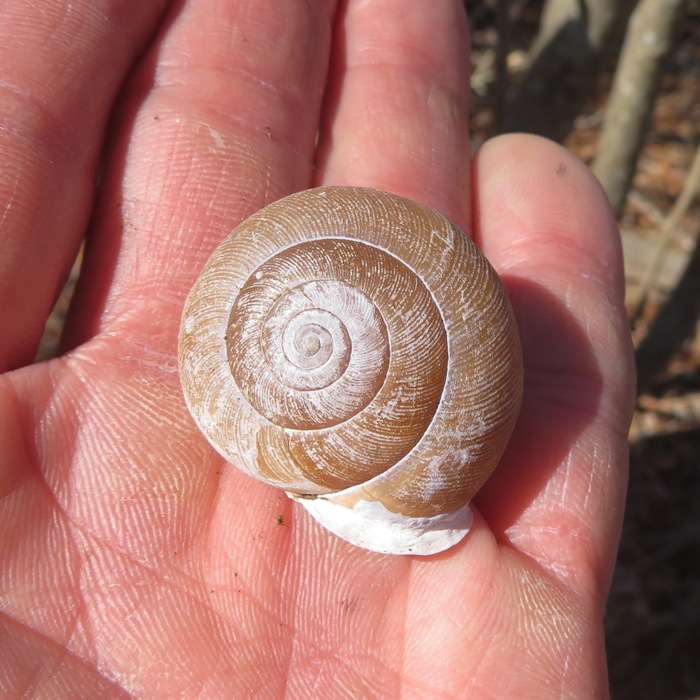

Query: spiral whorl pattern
(179, 187), (523, 522)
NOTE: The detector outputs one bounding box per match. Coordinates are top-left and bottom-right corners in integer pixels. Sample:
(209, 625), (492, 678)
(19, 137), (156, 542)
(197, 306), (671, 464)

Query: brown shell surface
(178, 187), (523, 518)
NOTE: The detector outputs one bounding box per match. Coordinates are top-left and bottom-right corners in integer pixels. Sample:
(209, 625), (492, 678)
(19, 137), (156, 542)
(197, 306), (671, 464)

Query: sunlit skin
(0, 1), (635, 697)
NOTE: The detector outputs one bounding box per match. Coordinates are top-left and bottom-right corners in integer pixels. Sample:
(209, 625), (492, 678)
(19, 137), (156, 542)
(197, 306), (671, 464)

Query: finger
(63, 0), (338, 350)
(315, 0), (471, 227)
(0, 0), (169, 372)
(472, 134), (635, 596)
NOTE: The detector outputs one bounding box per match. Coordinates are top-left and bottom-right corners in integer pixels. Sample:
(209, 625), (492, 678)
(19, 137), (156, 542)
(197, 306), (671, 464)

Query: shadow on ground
(606, 424), (700, 700)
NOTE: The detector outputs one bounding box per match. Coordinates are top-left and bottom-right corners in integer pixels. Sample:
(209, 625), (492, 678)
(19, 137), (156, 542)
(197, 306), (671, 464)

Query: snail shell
(179, 186), (522, 555)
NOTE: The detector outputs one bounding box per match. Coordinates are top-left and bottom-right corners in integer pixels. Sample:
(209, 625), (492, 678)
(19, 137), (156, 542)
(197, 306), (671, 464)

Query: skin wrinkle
(321, 63), (467, 152)
(343, 55), (468, 112)
(0, 378), (37, 491)
(153, 1), (334, 107)
(344, 2), (467, 79)
(3, 372), (79, 525)
(153, 140), (219, 231)
(426, 81), (463, 150)
(45, 491), (208, 606)
(553, 287), (633, 427)
(503, 552), (592, 689)
(581, 448), (598, 512)
(207, 563), (294, 646)
(407, 559), (501, 696)
(70, 561), (104, 667)
(469, 588), (507, 689)
(153, 72), (310, 136)
(232, 538), (286, 606)
(96, 288), (180, 346)
(355, 584), (412, 697)
(393, 85), (456, 168)
(401, 547), (486, 689)
(1, 491), (83, 650)
(72, 530), (285, 695)
(499, 511), (587, 592)
(281, 537), (403, 694)
(0, 82), (93, 164)
(560, 439), (610, 519)
(288, 646), (382, 698)
(0, 171), (19, 232)
(506, 493), (608, 598)
(593, 360), (636, 436)
(563, 294), (632, 423)
(396, 560), (410, 700)
(340, 656), (402, 698)
(282, 509), (350, 697)
(0, 611), (127, 698)
(157, 60), (317, 111)
(259, 562), (296, 696)
(252, 509), (292, 604)
(45, 596), (86, 676)
(36, 361), (87, 461)
(104, 289), (189, 341)
(523, 523), (595, 589)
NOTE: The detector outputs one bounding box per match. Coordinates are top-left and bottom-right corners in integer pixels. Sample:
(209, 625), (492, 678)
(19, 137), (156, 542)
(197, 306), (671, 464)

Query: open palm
(0, 1), (634, 697)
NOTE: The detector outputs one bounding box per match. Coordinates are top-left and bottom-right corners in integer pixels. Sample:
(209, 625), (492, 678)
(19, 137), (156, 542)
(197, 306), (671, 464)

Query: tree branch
(591, 0), (686, 217)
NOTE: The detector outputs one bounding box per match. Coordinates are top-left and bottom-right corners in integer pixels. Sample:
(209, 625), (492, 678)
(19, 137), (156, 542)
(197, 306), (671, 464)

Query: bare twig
(592, 0), (687, 217)
(627, 190), (669, 228)
(630, 143), (700, 324)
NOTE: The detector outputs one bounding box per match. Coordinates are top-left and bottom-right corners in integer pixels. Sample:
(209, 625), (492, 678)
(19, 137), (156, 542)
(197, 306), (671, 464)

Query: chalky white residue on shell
(292, 495), (473, 555)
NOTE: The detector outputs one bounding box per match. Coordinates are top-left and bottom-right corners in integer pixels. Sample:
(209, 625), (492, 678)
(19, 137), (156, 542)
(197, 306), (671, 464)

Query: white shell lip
(290, 495), (473, 556)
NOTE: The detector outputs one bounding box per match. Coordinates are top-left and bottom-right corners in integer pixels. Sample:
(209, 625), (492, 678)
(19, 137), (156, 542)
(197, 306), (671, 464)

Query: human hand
(0, 1), (635, 697)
